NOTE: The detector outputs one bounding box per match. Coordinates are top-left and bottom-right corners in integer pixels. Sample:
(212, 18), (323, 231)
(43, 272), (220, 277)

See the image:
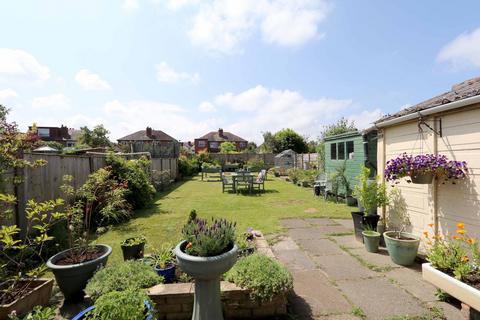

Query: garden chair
(221, 173), (234, 193)
(252, 170), (266, 192)
(235, 172), (252, 193)
(313, 173), (328, 199)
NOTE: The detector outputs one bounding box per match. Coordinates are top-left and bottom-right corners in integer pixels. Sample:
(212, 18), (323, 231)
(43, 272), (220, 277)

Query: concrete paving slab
(386, 267), (438, 302)
(331, 235), (364, 249)
(332, 219), (354, 231)
(271, 236), (301, 251)
(304, 218), (339, 226)
(315, 314), (359, 320)
(288, 227), (329, 240)
(427, 301), (464, 320)
(336, 277), (426, 320)
(311, 253), (378, 281)
(296, 238), (344, 256)
(274, 247), (317, 271)
(281, 219), (311, 229)
(290, 270), (352, 317)
(348, 247), (400, 270)
(315, 225), (353, 235)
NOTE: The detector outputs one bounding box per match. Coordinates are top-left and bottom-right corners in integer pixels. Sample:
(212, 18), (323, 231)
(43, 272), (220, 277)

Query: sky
(1, 0), (480, 144)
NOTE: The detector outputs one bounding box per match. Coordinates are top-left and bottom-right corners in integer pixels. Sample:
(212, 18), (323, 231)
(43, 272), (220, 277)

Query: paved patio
(274, 218), (464, 320)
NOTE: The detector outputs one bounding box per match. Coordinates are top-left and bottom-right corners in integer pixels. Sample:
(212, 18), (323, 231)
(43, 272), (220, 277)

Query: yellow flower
(462, 256), (469, 263)
(457, 222), (465, 229)
(452, 235), (460, 240)
(423, 231), (429, 238)
(457, 229), (465, 235)
(428, 223), (434, 228)
(467, 238), (476, 245)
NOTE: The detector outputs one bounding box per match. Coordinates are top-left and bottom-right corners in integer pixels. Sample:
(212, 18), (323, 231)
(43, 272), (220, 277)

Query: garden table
(231, 172), (254, 193)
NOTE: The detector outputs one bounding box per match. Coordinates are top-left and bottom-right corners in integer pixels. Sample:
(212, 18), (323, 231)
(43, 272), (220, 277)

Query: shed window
(330, 143), (337, 160)
(346, 141), (354, 159)
(210, 142), (219, 149)
(338, 142), (345, 160)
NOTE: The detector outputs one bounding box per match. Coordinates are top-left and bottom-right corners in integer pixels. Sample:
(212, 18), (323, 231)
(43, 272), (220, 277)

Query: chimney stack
(218, 128), (224, 137)
(146, 127), (153, 138)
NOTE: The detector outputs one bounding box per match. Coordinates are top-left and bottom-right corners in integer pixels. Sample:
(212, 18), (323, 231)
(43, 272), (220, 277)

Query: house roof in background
(197, 131), (247, 142)
(117, 129), (177, 142)
(376, 76), (480, 123)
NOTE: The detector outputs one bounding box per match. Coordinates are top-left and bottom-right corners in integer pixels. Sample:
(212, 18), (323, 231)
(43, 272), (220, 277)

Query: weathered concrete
(311, 253), (378, 281)
(386, 267), (438, 302)
(336, 277), (426, 319)
(281, 219), (311, 229)
(274, 247), (317, 271)
(314, 225), (353, 235)
(288, 227), (329, 240)
(332, 219), (354, 231)
(330, 234), (364, 249)
(348, 247), (400, 270)
(304, 218), (340, 226)
(296, 238), (343, 256)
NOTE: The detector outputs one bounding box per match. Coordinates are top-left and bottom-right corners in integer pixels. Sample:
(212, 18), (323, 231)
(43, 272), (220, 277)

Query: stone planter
(47, 244), (112, 301)
(383, 231), (420, 266)
(0, 279), (53, 319)
(410, 172), (434, 184)
(174, 241), (238, 320)
(362, 231), (380, 253)
(422, 263), (480, 311)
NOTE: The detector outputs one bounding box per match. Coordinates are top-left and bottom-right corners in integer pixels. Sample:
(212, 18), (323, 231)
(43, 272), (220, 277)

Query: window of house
(210, 142), (219, 149)
(330, 143), (337, 160)
(338, 142), (345, 160)
(239, 142), (246, 148)
(198, 140), (206, 147)
(346, 141), (354, 159)
(37, 128), (50, 137)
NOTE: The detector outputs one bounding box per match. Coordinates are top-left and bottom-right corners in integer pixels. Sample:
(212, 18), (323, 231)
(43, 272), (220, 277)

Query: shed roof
(118, 129), (177, 142)
(275, 149), (297, 158)
(324, 130), (361, 142)
(376, 77), (480, 124)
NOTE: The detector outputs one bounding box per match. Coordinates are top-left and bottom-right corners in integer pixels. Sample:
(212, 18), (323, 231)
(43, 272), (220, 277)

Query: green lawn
(97, 175), (352, 264)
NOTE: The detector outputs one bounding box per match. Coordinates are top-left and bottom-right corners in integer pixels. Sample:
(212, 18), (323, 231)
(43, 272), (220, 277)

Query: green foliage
(272, 129), (308, 153)
(245, 142), (258, 153)
(39, 141), (64, 151)
(87, 289), (155, 320)
(8, 306), (56, 320)
(106, 153), (156, 209)
(79, 168), (132, 226)
(287, 169), (318, 186)
(225, 253), (293, 302)
(353, 167), (389, 213)
(182, 214), (236, 257)
(121, 236), (146, 247)
(246, 158), (266, 172)
(219, 141), (237, 153)
(149, 245), (175, 269)
(178, 155), (200, 177)
(427, 237), (472, 280)
(77, 124), (112, 148)
(85, 260), (162, 301)
(330, 161), (350, 196)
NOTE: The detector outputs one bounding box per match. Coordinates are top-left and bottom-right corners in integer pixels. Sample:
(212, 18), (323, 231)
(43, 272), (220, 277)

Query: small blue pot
(154, 263), (176, 283)
(71, 300), (153, 320)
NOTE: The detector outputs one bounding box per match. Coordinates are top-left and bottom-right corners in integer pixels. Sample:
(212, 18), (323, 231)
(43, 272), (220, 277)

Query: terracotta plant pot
(47, 244), (112, 301)
(0, 279), (53, 319)
(174, 241), (237, 320)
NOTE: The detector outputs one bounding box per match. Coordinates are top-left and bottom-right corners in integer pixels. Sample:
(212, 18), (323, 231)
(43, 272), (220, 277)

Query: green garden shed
(324, 129), (377, 195)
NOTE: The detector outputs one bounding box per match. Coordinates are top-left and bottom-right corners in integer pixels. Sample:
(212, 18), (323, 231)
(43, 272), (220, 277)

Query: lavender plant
(182, 213), (236, 257)
(384, 153), (468, 183)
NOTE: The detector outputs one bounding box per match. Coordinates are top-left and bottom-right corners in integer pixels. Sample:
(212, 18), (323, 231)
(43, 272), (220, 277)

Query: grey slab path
(273, 217), (465, 320)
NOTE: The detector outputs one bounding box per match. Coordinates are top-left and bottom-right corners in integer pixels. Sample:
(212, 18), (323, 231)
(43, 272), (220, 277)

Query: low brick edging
(148, 232), (287, 319)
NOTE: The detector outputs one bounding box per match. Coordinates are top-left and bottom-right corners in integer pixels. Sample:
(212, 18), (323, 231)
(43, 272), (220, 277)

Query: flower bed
(147, 233), (288, 320)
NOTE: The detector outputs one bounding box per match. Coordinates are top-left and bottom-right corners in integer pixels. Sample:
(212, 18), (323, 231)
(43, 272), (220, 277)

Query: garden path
(273, 218), (465, 320)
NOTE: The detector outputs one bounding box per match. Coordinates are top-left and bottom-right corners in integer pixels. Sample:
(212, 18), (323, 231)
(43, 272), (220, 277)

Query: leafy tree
(219, 141), (237, 154)
(0, 104), (8, 121)
(272, 128), (308, 154)
(245, 141), (258, 153)
(318, 117), (358, 170)
(259, 131), (275, 153)
(77, 124), (112, 148)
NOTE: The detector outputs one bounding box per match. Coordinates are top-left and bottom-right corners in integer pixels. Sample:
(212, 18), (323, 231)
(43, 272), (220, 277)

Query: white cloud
(0, 48), (50, 85)
(32, 94), (70, 110)
(75, 69), (112, 91)
(122, 0), (139, 12)
(167, 0), (200, 10)
(437, 28), (480, 69)
(347, 108), (383, 130)
(155, 62), (200, 84)
(0, 88), (18, 101)
(198, 101), (216, 112)
(212, 85), (353, 142)
(188, 0), (330, 54)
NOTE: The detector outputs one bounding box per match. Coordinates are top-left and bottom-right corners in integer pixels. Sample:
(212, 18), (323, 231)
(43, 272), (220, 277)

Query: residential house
(375, 76), (480, 249)
(117, 127), (179, 158)
(29, 125), (77, 147)
(194, 128), (247, 153)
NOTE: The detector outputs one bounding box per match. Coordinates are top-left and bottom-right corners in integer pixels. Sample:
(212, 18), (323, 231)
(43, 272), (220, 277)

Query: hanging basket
(410, 172), (434, 184)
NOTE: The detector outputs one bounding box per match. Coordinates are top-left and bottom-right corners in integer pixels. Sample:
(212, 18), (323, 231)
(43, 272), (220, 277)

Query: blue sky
(1, 0), (479, 143)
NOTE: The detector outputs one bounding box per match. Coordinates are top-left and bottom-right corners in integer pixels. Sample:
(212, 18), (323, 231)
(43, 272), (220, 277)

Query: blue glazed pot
(154, 264), (176, 283)
(384, 231), (420, 266)
(71, 300), (154, 320)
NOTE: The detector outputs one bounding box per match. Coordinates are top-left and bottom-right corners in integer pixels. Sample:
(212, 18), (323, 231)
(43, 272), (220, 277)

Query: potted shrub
(71, 289), (155, 320)
(362, 229), (381, 253)
(422, 223), (480, 312)
(174, 210), (237, 320)
(149, 246), (176, 283)
(121, 236), (146, 261)
(385, 153), (468, 184)
(47, 176), (112, 301)
(85, 260), (162, 301)
(0, 198), (65, 318)
(351, 167), (389, 242)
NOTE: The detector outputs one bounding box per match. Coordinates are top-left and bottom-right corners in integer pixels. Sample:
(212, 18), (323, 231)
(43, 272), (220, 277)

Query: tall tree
(77, 125), (112, 148)
(272, 128), (308, 154)
(245, 142), (258, 153)
(0, 104), (8, 121)
(259, 131), (275, 153)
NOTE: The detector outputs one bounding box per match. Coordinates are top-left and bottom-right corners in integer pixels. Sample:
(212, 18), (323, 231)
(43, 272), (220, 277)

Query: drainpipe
(433, 117), (439, 236)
